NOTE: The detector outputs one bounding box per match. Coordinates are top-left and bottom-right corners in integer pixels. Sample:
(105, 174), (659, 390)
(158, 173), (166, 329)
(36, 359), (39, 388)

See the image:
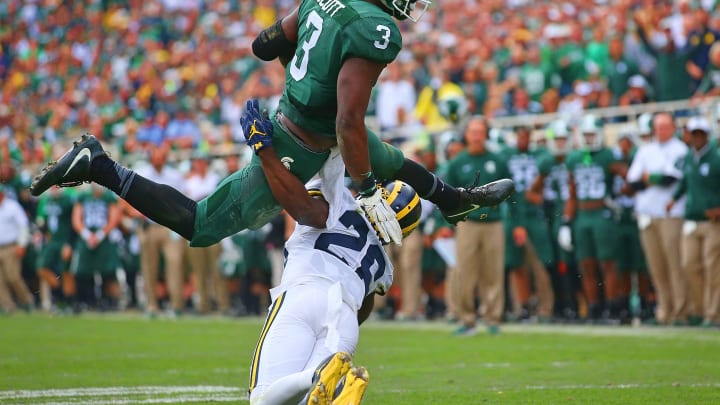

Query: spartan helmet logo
(280, 157), (294, 170)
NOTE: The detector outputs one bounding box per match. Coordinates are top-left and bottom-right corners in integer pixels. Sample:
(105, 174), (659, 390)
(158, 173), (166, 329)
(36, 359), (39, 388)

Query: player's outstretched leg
(30, 134), (197, 241)
(331, 366), (370, 405)
(305, 352), (352, 405)
(385, 156), (514, 226)
(30, 133), (109, 194)
(442, 177), (514, 224)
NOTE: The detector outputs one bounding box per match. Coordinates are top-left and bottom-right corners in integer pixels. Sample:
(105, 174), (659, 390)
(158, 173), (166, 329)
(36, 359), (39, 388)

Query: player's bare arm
(257, 146), (329, 229)
(564, 172), (577, 221)
(357, 293), (375, 325)
(241, 99), (329, 228)
(336, 57), (385, 187)
(526, 175), (546, 205)
(609, 161), (629, 178)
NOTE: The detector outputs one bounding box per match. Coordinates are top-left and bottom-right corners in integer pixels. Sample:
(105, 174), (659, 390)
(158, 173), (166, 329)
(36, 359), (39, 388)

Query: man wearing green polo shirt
(668, 117), (720, 328)
(442, 117), (511, 335)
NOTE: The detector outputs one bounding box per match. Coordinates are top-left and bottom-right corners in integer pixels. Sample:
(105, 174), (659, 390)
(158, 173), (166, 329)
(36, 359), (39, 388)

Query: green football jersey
(279, 0), (402, 137)
(611, 147), (637, 223)
(37, 190), (76, 243)
(565, 148), (617, 202)
(77, 190), (117, 232)
(506, 148), (548, 219)
(537, 154), (570, 218)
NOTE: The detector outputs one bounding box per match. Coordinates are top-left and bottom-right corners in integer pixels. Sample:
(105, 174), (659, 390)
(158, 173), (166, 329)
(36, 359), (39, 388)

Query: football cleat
(306, 352), (352, 405)
(442, 176), (514, 225)
(29, 134), (109, 196)
(331, 367), (369, 405)
(332, 367), (370, 405)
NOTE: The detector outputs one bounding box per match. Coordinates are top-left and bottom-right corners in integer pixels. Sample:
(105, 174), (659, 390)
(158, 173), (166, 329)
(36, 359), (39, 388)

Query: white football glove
(558, 224), (573, 252)
(357, 187), (403, 246)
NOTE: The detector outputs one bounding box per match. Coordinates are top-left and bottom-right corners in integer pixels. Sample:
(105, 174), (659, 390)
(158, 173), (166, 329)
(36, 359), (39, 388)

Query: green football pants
(190, 115), (404, 247)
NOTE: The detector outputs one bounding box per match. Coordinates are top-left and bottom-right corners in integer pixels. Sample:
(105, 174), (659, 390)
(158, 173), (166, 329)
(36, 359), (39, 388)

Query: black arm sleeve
(656, 175), (679, 187)
(252, 19), (296, 62)
(357, 293), (375, 325)
(629, 181), (648, 191)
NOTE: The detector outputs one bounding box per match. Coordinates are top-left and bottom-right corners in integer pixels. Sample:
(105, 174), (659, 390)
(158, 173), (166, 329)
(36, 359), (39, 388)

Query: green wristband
(356, 173), (377, 197)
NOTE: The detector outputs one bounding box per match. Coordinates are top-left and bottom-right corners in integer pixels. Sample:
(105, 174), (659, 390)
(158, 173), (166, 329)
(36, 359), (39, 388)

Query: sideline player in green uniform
(562, 115), (627, 322)
(612, 128), (652, 323)
(30, 0), (513, 249)
(36, 187), (76, 308)
(528, 120), (579, 320)
(70, 184), (120, 310)
(504, 126), (555, 321)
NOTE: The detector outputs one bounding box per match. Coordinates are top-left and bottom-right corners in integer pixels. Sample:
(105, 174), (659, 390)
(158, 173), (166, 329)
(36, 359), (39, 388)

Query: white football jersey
(275, 148), (394, 311)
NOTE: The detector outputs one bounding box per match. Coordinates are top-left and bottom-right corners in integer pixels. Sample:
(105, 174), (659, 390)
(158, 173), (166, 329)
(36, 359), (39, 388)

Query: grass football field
(1, 314), (718, 404)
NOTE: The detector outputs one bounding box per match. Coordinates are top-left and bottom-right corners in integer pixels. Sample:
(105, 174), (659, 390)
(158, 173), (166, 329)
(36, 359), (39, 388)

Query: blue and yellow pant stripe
(248, 291), (287, 393)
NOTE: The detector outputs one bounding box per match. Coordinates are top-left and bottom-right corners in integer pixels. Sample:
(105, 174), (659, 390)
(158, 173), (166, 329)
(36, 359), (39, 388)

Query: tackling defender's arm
(241, 99), (328, 228)
(258, 146), (329, 229)
(357, 293), (375, 325)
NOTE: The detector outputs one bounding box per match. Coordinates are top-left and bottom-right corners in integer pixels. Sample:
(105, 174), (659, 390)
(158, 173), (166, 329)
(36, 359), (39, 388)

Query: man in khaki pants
(668, 117), (720, 327)
(385, 224), (424, 320)
(441, 117), (511, 335)
(184, 153), (225, 314)
(0, 183), (33, 312)
(135, 145), (186, 316)
(627, 112), (689, 325)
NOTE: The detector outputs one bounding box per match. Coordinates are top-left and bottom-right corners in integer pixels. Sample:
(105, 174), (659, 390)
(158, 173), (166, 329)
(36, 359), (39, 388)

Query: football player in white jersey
(243, 105), (421, 405)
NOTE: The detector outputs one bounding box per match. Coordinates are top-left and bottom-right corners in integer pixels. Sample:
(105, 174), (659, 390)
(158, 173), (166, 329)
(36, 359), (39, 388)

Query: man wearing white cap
(619, 75), (651, 106)
(667, 116), (720, 328)
(627, 112), (689, 325)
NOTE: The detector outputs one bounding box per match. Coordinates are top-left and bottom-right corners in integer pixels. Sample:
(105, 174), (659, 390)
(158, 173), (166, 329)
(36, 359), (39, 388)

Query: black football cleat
(442, 177), (514, 224)
(29, 134), (109, 196)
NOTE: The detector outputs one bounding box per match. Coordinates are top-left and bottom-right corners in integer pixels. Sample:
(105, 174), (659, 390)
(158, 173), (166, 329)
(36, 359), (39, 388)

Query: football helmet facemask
(379, 0), (431, 22)
(578, 114), (604, 151)
(545, 119), (572, 156)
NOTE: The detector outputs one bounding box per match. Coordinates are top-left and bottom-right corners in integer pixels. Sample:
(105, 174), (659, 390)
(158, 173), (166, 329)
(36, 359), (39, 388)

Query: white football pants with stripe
(248, 280), (359, 405)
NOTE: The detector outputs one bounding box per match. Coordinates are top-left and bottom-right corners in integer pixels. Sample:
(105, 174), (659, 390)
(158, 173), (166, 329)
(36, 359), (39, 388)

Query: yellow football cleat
(331, 366), (370, 405)
(306, 352), (352, 405)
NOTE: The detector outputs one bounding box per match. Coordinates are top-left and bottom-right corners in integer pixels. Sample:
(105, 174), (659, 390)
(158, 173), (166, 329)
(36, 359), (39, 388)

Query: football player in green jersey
(504, 126), (555, 321)
(70, 184), (121, 311)
(528, 120), (580, 320)
(562, 115), (628, 322)
(30, 0), (513, 250)
(612, 128), (653, 323)
(36, 187), (76, 310)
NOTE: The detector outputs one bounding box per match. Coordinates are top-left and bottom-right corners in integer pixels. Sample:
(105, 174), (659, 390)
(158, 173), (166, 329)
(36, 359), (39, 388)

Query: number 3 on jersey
(374, 25), (390, 49)
(290, 11), (393, 80)
(290, 11), (324, 81)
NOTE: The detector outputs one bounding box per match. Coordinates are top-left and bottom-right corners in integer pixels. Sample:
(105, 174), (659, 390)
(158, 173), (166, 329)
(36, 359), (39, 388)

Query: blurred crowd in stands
(1, 0), (720, 329)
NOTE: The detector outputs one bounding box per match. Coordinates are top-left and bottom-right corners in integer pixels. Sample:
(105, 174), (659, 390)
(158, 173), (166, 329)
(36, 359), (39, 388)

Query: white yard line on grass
(0, 386), (243, 400)
(364, 321), (720, 340)
(27, 395), (245, 405)
(381, 382), (720, 394)
(519, 382), (720, 391)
